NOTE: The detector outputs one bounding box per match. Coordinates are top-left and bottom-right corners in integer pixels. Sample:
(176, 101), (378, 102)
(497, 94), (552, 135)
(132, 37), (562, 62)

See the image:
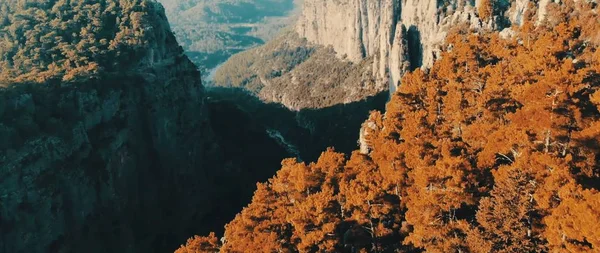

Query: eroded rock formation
(296, 0), (551, 91)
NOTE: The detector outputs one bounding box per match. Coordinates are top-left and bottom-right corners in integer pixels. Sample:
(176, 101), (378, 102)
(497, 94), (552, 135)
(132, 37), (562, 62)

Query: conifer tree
(176, 2), (600, 252)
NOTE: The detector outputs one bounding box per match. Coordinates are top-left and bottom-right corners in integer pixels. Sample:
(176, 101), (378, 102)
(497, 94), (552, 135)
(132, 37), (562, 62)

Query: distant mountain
(212, 32), (382, 110)
(157, 0), (300, 75)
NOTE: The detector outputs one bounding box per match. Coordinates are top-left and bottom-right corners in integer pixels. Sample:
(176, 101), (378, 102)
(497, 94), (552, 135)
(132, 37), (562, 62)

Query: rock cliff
(0, 1), (291, 252)
(296, 0), (550, 92)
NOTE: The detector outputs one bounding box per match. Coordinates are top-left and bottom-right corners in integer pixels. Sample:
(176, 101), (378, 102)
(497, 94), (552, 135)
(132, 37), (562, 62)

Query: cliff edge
(0, 1), (273, 252)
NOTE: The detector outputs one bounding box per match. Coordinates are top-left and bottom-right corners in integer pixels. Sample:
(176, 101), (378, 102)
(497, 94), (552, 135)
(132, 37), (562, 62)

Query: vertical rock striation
(296, 0), (550, 92)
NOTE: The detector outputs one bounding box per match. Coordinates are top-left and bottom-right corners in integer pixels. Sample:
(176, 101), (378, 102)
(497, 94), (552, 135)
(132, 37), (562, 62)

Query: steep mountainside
(213, 0), (553, 109)
(157, 0), (300, 74)
(212, 32), (382, 110)
(0, 1), (213, 252)
(0, 1), (296, 252)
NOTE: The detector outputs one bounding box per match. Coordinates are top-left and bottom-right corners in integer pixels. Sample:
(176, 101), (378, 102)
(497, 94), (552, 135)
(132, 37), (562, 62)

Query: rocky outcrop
(296, 0), (552, 92)
(508, 0), (555, 26)
(297, 0), (492, 91)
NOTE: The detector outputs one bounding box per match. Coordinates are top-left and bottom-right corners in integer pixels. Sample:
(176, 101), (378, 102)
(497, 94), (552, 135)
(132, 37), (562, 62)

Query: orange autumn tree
(478, 0), (495, 21)
(176, 1), (600, 252)
(544, 186), (600, 252)
(175, 233), (221, 253)
(467, 165), (544, 253)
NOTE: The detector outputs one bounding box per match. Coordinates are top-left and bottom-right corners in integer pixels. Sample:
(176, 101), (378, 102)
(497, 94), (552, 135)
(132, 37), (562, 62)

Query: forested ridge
(211, 31), (383, 110)
(0, 0), (167, 84)
(178, 1), (600, 252)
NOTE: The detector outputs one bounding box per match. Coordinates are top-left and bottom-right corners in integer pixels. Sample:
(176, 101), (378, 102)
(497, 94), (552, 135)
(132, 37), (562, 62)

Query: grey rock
(296, 0), (549, 94)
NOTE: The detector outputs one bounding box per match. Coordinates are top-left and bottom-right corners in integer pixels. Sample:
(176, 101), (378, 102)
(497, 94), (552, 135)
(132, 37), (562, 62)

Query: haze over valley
(158, 0), (301, 78)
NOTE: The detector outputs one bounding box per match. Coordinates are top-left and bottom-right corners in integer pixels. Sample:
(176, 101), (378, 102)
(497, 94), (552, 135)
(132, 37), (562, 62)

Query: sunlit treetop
(176, 1), (600, 252)
(0, 0), (171, 84)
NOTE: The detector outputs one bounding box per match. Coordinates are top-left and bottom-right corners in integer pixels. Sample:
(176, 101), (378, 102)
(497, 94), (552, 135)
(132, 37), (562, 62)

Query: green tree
(0, 0), (163, 84)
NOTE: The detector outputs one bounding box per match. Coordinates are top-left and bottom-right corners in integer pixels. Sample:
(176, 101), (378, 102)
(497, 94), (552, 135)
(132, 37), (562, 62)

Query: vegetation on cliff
(0, 0), (170, 84)
(0, 1), (223, 252)
(212, 32), (383, 110)
(178, 1), (600, 252)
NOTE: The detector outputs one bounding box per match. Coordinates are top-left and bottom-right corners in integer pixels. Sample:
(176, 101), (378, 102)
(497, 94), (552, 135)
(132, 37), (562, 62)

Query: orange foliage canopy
(177, 1), (600, 252)
(478, 0), (494, 21)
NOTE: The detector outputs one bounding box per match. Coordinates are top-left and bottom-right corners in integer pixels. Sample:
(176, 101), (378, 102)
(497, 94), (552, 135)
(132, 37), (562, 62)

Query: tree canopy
(177, 1), (600, 252)
(0, 0), (166, 84)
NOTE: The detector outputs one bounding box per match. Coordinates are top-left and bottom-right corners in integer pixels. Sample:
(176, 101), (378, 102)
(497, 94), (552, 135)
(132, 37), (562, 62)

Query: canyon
(213, 0), (551, 110)
(1, 0), (594, 252)
(0, 1), (383, 252)
(157, 0), (301, 76)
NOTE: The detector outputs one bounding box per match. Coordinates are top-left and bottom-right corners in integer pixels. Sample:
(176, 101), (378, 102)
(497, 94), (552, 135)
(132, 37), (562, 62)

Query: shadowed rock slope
(0, 1), (292, 252)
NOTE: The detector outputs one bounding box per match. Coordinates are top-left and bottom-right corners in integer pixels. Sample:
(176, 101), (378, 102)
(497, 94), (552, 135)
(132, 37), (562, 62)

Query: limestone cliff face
(297, 0), (554, 154)
(296, 0), (489, 91)
(296, 0), (549, 92)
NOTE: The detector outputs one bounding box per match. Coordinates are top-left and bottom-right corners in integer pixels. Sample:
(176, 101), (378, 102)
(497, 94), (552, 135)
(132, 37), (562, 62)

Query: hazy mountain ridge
(157, 0), (300, 74)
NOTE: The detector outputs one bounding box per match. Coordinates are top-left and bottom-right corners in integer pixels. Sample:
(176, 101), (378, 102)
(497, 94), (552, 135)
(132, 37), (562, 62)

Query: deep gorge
(0, 77), (386, 253)
(3, 0), (599, 252)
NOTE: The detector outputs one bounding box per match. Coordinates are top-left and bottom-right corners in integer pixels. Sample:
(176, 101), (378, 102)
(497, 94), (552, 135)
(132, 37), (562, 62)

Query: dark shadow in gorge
(182, 87), (389, 241)
(0, 79), (387, 253)
(205, 87), (389, 162)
